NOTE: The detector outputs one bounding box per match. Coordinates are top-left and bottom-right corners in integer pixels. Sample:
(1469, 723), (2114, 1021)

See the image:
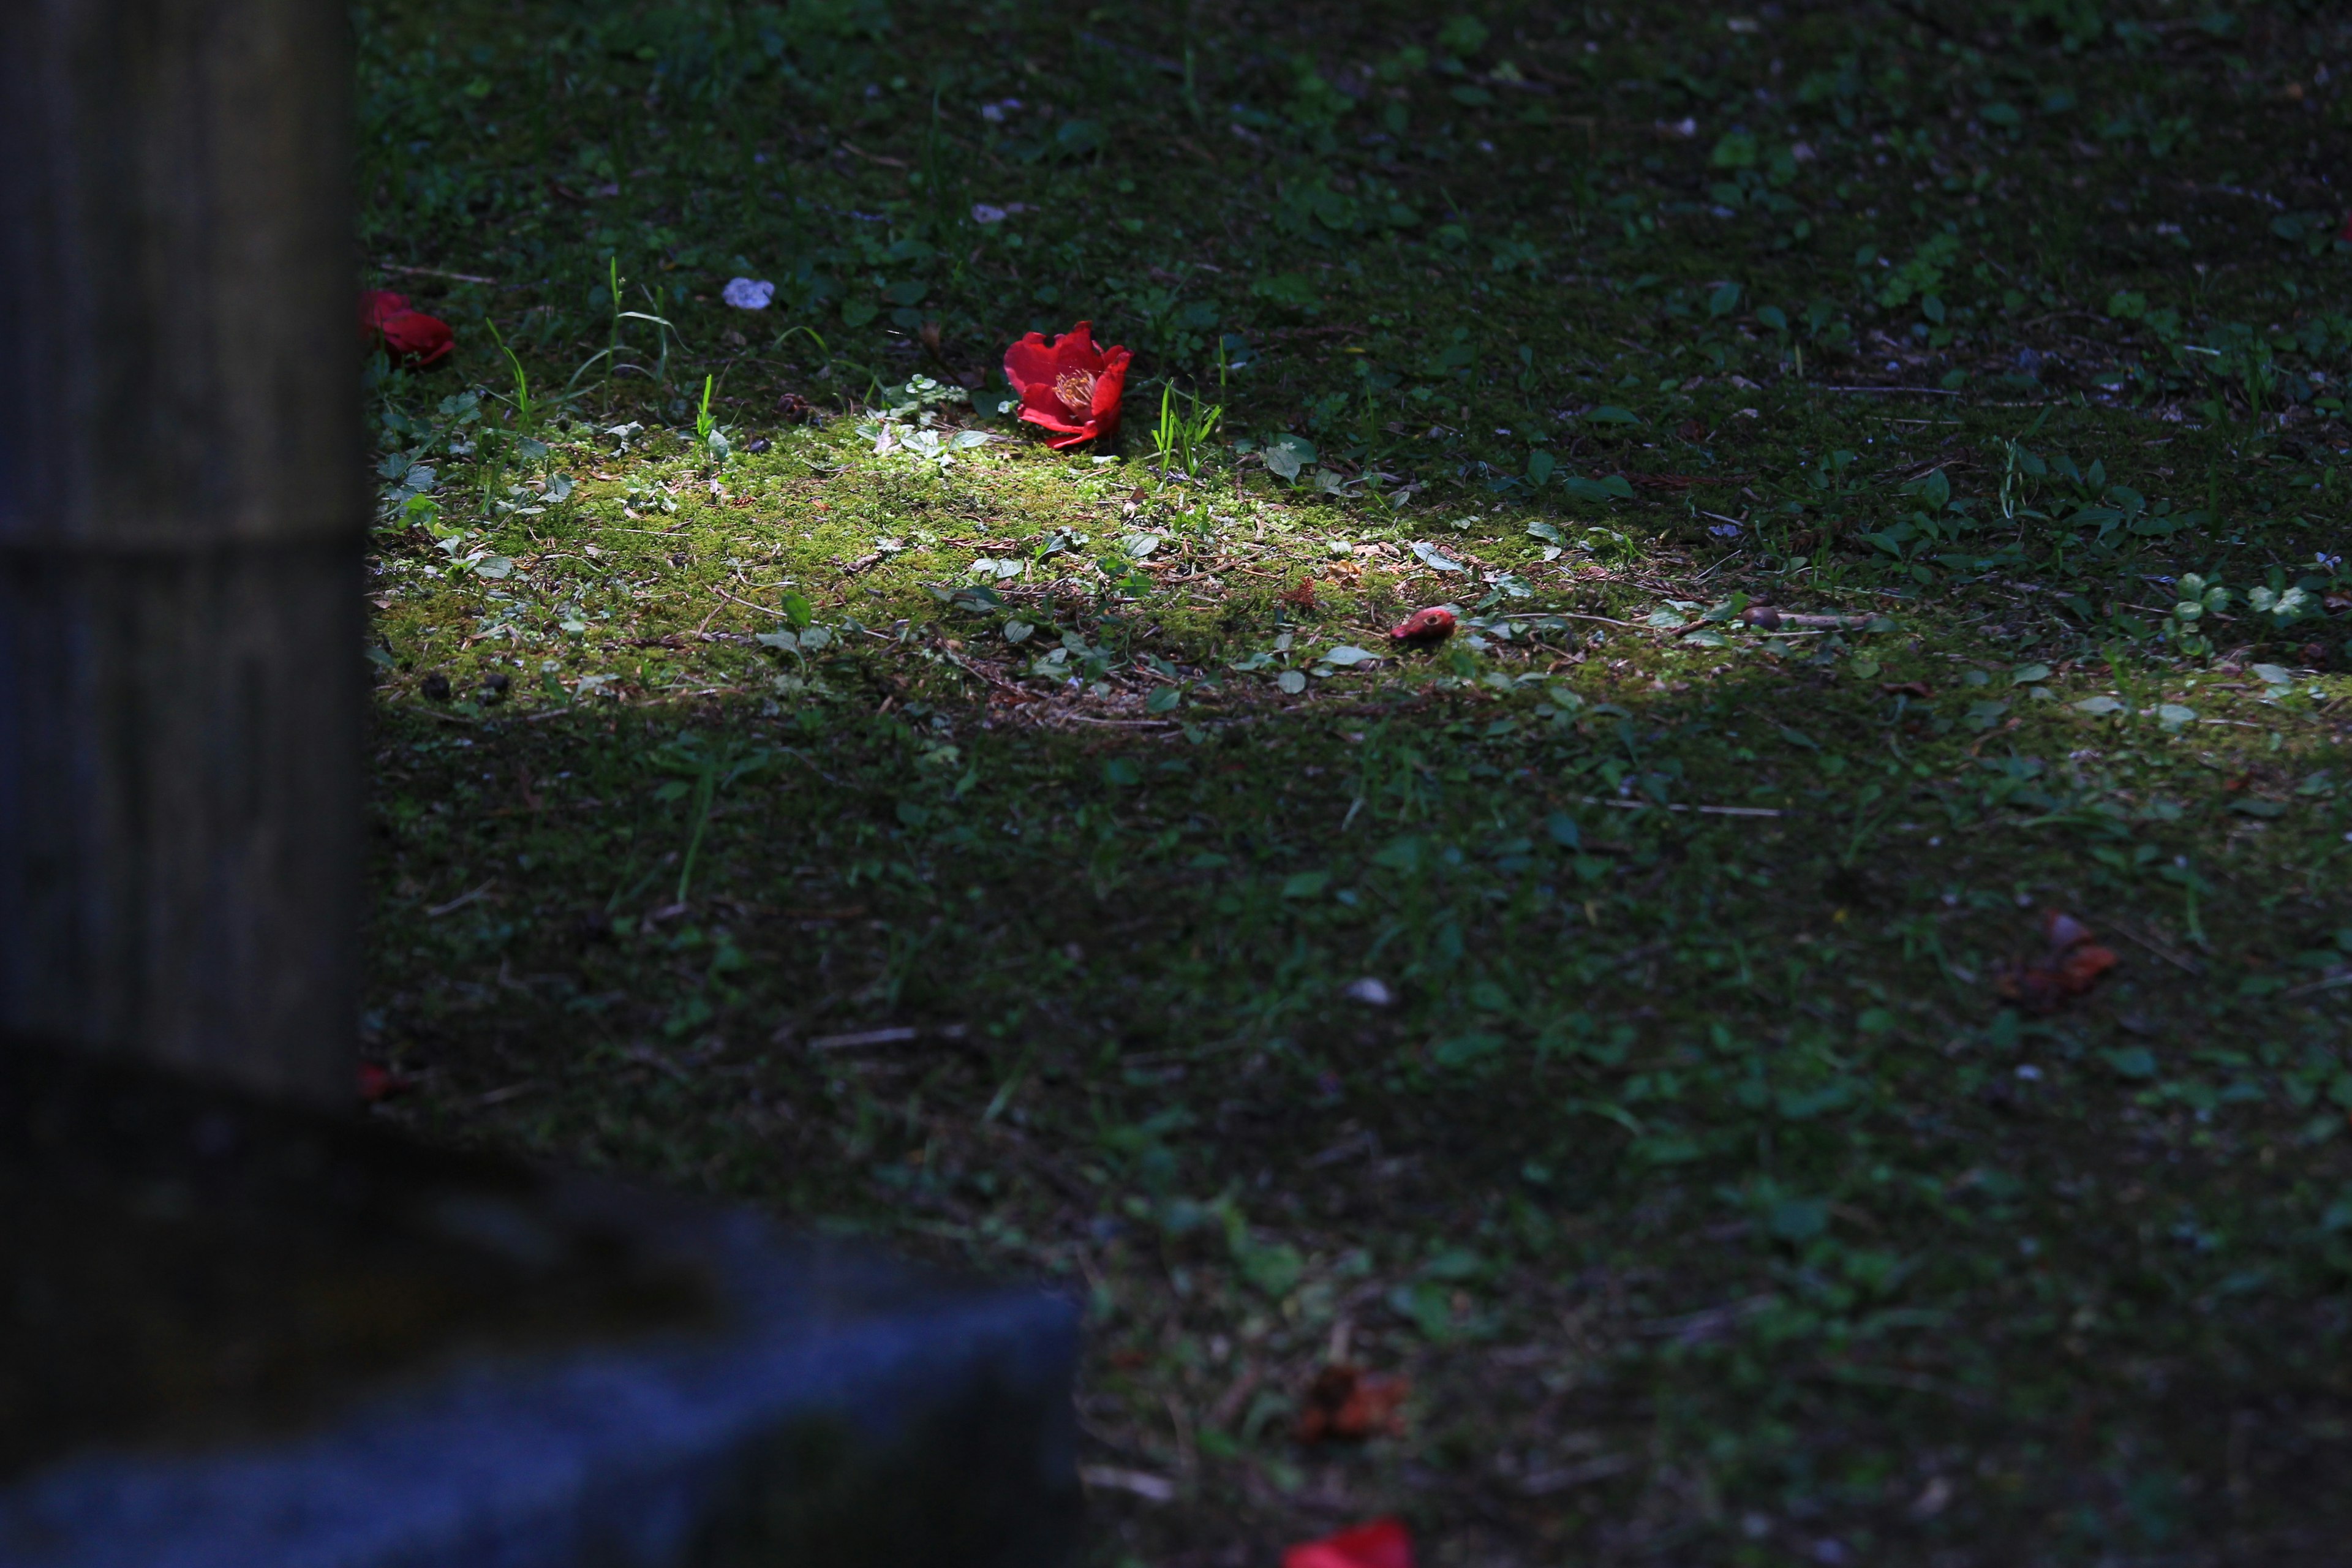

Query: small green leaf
(1432, 1030), (1504, 1068)
(1965, 701), (2010, 730)
(2103, 1047), (2158, 1081)
(1768, 1198), (1828, 1242)
(1240, 1243), (1304, 1298)
(1282, 870), (1332, 899)
(1709, 133), (1758, 169)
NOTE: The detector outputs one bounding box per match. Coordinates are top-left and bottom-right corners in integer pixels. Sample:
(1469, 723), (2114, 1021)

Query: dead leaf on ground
(1296, 1363), (1410, 1442)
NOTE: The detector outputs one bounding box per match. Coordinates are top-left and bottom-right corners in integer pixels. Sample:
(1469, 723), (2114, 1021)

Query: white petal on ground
(720, 277), (775, 309)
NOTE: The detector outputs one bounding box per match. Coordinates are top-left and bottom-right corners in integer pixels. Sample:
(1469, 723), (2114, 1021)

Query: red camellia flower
(1283, 1518), (1414, 1568)
(1002, 320), (1131, 448)
(360, 290), (455, 369)
(1387, 606), (1457, 649)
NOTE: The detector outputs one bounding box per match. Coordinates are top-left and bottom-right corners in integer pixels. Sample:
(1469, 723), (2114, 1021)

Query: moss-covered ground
(356, 1), (2352, 1560)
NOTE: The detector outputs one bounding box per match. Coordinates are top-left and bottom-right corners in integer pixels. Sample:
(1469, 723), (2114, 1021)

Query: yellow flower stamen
(1054, 368), (1097, 415)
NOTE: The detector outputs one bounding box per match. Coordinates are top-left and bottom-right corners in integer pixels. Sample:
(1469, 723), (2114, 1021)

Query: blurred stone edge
(0, 1037), (1082, 1567)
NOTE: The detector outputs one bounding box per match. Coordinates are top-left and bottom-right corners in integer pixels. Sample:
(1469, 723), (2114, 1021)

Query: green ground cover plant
(356, 0), (2352, 1560)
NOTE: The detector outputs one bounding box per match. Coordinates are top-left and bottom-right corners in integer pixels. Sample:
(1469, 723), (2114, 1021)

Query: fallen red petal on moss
(360, 290), (455, 369)
(1002, 320), (1131, 448)
(1387, 607), (1456, 649)
(1296, 1364), (1411, 1442)
(1283, 1517), (1414, 1568)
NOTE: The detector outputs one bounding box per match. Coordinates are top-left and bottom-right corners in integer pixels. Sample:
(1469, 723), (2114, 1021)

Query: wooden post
(0, 0), (362, 1104)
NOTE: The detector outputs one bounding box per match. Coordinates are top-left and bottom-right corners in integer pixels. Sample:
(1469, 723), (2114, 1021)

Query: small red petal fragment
(1283, 1517), (1415, 1568)
(1296, 1364), (1411, 1442)
(1387, 607), (1456, 647)
(2055, 943), (2118, 994)
(357, 1061), (407, 1102)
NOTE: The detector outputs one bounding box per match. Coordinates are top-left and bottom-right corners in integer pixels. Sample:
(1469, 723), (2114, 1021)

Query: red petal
(1056, 320), (1099, 369)
(2056, 944), (2117, 993)
(360, 290), (409, 331)
(380, 310), (454, 368)
(1017, 382), (1085, 428)
(357, 1061), (405, 1102)
(1017, 402), (1090, 438)
(1283, 1518), (1414, 1568)
(1003, 331), (1056, 394)
(1388, 608), (1457, 643)
(1090, 343), (1131, 438)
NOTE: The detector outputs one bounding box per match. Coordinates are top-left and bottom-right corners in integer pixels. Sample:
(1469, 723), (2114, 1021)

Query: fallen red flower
(1002, 320), (1131, 448)
(1296, 1363), (1411, 1442)
(360, 290), (406, 334)
(1387, 606), (1457, 649)
(360, 290), (455, 369)
(1998, 910), (2119, 1014)
(1284, 1518), (1414, 1568)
